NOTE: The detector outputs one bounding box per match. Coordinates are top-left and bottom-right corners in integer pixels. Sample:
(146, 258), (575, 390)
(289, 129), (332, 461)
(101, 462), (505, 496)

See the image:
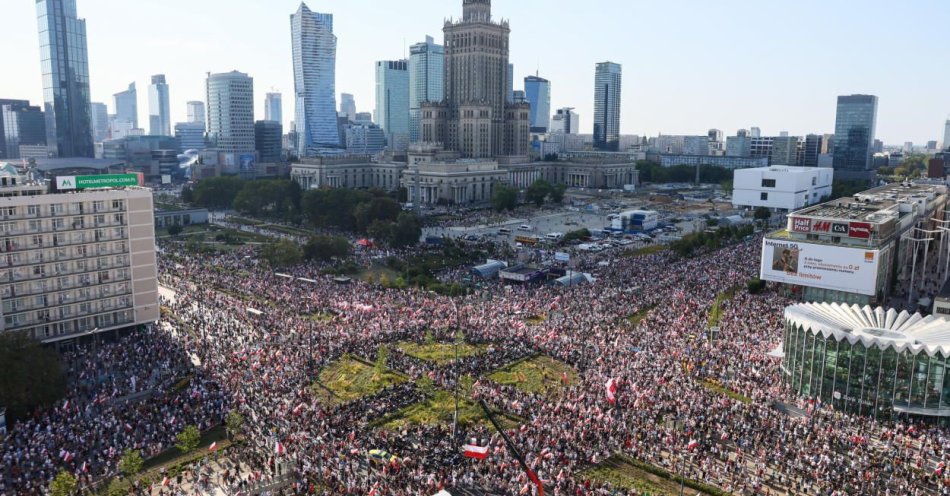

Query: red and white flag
(80, 462), (88, 473)
(368, 482), (380, 496)
(606, 378), (618, 405)
(209, 442), (218, 452)
(687, 440), (699, 451)
(62, 400), (70, 411)
(274, 441), (286, 456)
(161, 476), (170, 487)
(462, 442), (489, 460)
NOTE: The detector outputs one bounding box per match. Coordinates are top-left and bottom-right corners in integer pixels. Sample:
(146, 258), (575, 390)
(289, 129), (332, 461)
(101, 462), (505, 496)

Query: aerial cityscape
(2, 0), (950, 495)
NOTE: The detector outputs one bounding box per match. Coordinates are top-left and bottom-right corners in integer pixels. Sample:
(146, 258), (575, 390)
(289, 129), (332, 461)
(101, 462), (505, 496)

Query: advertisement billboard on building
(789, 217), (876, 240)
(56, 174), (141, 190)
(760, 239), (880, 296)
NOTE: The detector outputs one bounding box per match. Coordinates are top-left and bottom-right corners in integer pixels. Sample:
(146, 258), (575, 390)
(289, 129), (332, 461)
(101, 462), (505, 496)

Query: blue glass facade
(832, 95), (878, 172)
(408, 36), (444, 143)
(524, 76), (550, 133)
(291, 3), (340, 156)
(593, 62), (622, 151)
(36, 0), (94, 157)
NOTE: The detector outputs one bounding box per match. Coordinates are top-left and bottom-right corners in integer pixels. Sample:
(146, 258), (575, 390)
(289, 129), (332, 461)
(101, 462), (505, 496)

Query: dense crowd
(4, 231), (950, 495)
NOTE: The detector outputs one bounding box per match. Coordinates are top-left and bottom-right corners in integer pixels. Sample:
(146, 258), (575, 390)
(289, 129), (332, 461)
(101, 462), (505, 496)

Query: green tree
(375, 344), (389, 378)
(367, 220), (393, 244)
(0, 332), (66, 420)
(549, 183), (567, 204)
(389, 213), (422, 248)
(397, 187), (409, 203)
(180, 186), (195, 204)
(303, 235), (352, 262)
(105, 479), (126, 496)
(525, 179), (552, 207)
(225, 410), (244, 440)
(353, 197), (401, 232)
(118, 449), (143, 478)
(492, 185), (518, 212)
(192, 176), (245, 209)
(167, 225), (184, 236)
(753, 207), (772, 221)
(747, 278), (767, 294)
(176, 425), (201, 455)
(49, 470), (78, 496)
(562, 228), (591, 243)
(261, 239), (304, 268)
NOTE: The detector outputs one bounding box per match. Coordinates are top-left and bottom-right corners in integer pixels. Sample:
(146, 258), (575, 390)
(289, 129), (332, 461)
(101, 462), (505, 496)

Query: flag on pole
(80, 462), (88, 473)
(606, 378), (618, 405)
(275, 441), (286, 456)
(209, 442), (218, 452)
(161, 476), (170, 487)
(462, 442), (489, 460)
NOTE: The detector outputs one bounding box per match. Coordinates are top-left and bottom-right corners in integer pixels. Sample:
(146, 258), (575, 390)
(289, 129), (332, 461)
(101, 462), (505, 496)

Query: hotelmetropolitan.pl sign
(56, 174), (140, 190)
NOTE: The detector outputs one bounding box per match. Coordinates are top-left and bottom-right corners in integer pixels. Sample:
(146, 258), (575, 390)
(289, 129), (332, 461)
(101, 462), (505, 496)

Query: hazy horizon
(3, 0), (948, 145)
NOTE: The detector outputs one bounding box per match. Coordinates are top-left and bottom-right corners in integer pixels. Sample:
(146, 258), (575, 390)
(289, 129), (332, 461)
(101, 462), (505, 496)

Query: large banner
(760, 239), (880, 296)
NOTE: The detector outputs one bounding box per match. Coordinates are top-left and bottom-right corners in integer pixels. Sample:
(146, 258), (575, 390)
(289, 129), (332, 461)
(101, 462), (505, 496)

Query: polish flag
(606, 378), (618, 406)
(561, 372), (570, 385)
(687, 440), (699, 451)
(80, 462), (88, 473)
(62, 400), (70, 411)
(274, 441), (286, 456)
(368, 482), (380, 496)
(937, 462), (946, 475)
(62, 451), (74, 462)
(209, 442), (218, 452)
(462, 442), (489, 460)
(161, 476), (170, 487)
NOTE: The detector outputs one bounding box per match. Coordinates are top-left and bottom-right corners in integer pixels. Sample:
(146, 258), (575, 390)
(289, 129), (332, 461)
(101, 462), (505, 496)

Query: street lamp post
(449, 297), (462, 455)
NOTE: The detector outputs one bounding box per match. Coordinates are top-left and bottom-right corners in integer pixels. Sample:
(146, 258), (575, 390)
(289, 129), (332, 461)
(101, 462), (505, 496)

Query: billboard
(760, 238), (880, 296)
(56, 174), (140, 190)
(789, 217), (875, 239)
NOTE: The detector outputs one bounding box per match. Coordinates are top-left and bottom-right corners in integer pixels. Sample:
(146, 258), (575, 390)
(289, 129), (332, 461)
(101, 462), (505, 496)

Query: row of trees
(669, 224), (755, 258)
(636, 160), (733, 185)
(0, 332), (66, 422)
(525, 179), (568, 207)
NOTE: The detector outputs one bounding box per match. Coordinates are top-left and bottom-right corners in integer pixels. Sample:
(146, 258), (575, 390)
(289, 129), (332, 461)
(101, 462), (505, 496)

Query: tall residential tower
(291, 3), (340, 156)
(36, 0), (94, 157)
(593, 62), (622, 151)
(205, 71), (255, 154)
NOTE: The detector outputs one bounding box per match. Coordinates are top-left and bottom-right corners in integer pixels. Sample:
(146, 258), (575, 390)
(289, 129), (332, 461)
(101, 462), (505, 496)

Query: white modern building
(549, 108), (579, 135)
(408, 36), (444, 143)
(205, 71), (255, 154)
(375, 60), (410, 151)
(148, 75), (171, 137)
(732, 166), (833, 212)
(265, 92), (283, 125)
(291, 3), (340, 156)
(186, 101), (205, 124)
(0, 167), (158, 343)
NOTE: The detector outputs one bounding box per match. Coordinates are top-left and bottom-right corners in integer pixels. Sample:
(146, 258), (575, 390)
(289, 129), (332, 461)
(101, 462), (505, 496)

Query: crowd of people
(4, 229), (950, 495)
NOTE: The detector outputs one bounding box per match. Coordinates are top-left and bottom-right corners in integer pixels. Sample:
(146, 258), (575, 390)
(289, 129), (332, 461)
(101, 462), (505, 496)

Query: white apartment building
(732, 166), (833, 212)
(0, 168), (159, 343)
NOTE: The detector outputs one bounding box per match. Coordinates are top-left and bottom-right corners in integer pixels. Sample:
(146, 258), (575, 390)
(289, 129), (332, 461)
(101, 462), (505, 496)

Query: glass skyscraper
(594, 62), (622, 151)
(375, 60), (409, 149)
(148, 75), (171, 137)
(832, 94), (878, 175)
(113, 83), (138, 130)
(205, 71), (255, 154)
(36, 0), (94, 157)
(524, 75), (551, 133)
(291, 3), (340, 156)
(265, 92), (283, 124)
(89, 102), (108, 142)
(1, 103), (47, 159)
(408, 36), (443, 143)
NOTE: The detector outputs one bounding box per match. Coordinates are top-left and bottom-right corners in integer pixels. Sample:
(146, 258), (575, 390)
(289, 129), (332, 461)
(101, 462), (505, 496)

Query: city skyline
(3, 0), (949, 145)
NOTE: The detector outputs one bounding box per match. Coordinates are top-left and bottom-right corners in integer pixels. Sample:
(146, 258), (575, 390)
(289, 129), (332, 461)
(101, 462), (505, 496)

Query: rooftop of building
(737, 165), (833, 174)
(786, 302), (950, 356)
(793, 181), (948, 223)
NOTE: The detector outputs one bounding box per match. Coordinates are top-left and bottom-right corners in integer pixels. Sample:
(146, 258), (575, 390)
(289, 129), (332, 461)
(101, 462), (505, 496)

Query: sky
(2, 0), (949, 145)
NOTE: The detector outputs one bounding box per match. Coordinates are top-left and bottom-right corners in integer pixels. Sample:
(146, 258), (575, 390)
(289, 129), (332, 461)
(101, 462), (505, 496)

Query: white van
(519, 225), (533, 231)
(545, 232), (564, 240)
(498, 228), (512, 235)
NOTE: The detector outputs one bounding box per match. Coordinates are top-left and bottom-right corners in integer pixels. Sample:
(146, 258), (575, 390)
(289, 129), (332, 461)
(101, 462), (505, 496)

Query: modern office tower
(1, 103), (47, 159)
(507, 63), (514, 103)
(550, 108), (579, 135)
(175, 122), (206, 152)
(593, 62), (622, 151)
(944, 119), (950, 151)
(186, 101), (205, 123)
(265, 92), (283, 124)
(408, 36), (444, 143)
(802, 134), (824, 167)
(0, 169), (158, 342)
(750, 127), (761, 138)
(90, 102), (108, 142)
(343, 123), (387, 154)
(771, 136), (801, 165)
(0, 100), (31, 158)
(113, 83), (138, 129)
(36, 0), (94, 157)
(255, 120), (283, 163)
(291, 3), (340, 156)
(354, 112), (373, 124)
(205, 71), (255, 153)
(339, 93), (356, 121)
(420, 0), (530, 159)
(375, 60), (410, 149)
(832, 94), (878, 178)
(524, 75), (551, 133)
(147, 75), (171, 136)
(512, 90), (526, 104)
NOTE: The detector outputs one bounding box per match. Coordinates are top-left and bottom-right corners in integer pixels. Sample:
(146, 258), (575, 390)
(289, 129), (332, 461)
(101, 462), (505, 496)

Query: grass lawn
(702, 379), (752, 404)
(373, 390), (522, 430)
(489, 355), (578, 396)
(360, 266), (402, 286)
(260, 223), (314, 237)
(305, 312), (336, 322)
(524, 314), (546, 325)
(625, 305), (656, 327)
(579, 455), (721, 496)
(312, 356), (407, 406)
(397, 341), (488, 366)
(228, 216), (264, 226)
